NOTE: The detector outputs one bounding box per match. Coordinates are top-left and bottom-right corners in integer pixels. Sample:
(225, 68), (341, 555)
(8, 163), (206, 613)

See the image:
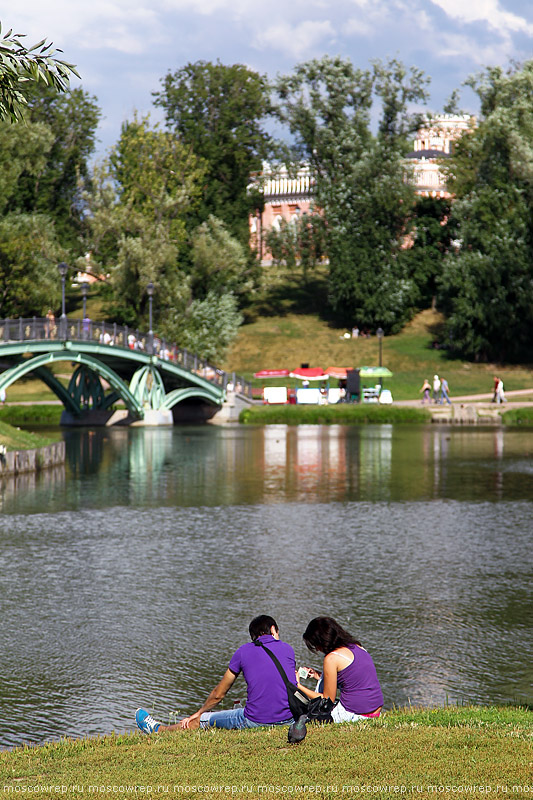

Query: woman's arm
(321, 653), (339, 703)
(296, 654), (339, 702)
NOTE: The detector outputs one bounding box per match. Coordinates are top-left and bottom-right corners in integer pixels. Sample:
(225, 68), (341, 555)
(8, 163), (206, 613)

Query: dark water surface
(0, 424), (532, 748)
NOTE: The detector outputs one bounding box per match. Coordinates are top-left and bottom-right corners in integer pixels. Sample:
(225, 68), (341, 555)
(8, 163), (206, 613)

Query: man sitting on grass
(136, 615), (295, 732)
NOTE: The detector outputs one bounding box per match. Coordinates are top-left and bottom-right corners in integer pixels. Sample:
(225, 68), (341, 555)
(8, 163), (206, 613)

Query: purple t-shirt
(336, 644), (384, 714)
(228, 634), (296, 724)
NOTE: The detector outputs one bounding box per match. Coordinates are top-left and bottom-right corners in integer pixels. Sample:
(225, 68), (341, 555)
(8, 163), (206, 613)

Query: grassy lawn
(1, 707), (530, 798)
(225, 308), (533, 402)
(0, 419), (60, 450)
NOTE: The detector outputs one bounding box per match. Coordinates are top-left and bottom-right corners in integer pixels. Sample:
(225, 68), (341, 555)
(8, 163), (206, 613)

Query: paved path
(395, 388), (533, 407)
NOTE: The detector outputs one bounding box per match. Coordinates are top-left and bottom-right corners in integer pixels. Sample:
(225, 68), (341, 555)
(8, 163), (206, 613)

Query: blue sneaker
(135, 708), (161, 734)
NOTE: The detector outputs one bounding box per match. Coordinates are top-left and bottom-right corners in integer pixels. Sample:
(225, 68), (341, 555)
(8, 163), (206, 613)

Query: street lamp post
(147, 282), (154, 354)
(57, 262), (68, 339)
(81, 281), (89, 320)
(376, 327), (384, 368)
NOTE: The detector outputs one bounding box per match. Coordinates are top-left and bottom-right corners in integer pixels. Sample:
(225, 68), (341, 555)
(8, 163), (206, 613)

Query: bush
(239, 404), (430, 425)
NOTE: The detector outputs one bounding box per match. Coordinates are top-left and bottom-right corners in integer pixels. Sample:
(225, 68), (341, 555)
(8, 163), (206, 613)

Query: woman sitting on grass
(297, 616), (383, 723)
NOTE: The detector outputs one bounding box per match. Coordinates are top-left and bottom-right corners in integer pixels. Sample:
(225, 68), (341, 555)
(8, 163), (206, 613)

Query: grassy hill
(224, 308), (533, 402)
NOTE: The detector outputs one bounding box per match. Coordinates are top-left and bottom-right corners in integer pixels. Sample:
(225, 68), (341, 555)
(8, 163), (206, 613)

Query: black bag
(305, 695), (335, 723)
(254, 641), (310, 719)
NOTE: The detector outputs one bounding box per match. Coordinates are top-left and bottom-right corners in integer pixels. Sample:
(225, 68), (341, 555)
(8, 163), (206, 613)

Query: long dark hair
(303, 617), (361, 654)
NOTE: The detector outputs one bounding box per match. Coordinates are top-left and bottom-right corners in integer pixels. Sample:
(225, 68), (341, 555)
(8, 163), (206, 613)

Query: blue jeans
(200, 707), (293, 730)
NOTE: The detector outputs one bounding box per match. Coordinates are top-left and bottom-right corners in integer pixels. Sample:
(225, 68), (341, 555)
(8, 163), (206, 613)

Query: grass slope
(225, 309), (533, 402)
(0, 419), (60, 450)
(1, 707), (531, 798)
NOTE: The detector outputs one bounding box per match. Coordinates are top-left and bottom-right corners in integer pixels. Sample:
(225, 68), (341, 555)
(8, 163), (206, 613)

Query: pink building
(405, 114), (475, 198)
(249, 164), (315, 262)
(249, 115), (475, 258)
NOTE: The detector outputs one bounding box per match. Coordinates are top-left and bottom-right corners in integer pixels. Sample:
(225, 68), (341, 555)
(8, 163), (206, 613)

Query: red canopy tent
(325, 366), (351, 379)
(289, 367), (328, 381)
(253, 369), (290, 378)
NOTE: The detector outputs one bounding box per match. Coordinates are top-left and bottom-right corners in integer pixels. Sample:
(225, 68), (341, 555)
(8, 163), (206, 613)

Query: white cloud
(436, 31), (514, 66)
(345, 17), (374, 37)
(428, 0), (533, 37)
(253, 19), (336, 59)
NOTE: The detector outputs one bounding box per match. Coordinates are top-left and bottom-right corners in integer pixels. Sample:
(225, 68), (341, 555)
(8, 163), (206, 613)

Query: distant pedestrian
(0, 387), (5, 405)
(492, 376), (499, 403)
(432, 374), (441, 404)
(419, 379), (431, 404)
(45, 309), (55, 339)
(495, 378), (506, 404)
(440, 377), (452, 405)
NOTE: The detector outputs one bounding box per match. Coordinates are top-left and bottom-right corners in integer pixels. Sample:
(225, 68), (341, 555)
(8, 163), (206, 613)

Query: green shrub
(240, 404), (430, 425)
(0, 405), (63, 426)
(501, 407), (533, 425)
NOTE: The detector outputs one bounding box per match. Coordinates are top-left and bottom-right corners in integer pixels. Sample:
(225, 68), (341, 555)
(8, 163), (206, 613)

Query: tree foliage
(0, 213), (64, 317)
(84, 117), (204, 327)
(437, 60), (533, 361)
(0, 119), (54, 214)
(0, 23), (79, 123)
(404, 196), (453, 309)
(265, 213), (327, 281)
(154, 60), (272, 248)
(273, 56), (429, 331)
(83, 118), (246, 359)
(9, 84), (100, 250)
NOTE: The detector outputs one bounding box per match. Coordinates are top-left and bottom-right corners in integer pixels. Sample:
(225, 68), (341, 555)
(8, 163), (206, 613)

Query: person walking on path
(440, 377), (452, 405)
(135, 615), (296, 733)
(419, 379), (431, 404)
(495, 377), (506, 404)
(432, 375), (441, 404)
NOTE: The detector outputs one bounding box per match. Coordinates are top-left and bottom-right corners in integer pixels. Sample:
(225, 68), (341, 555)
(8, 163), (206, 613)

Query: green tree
(0, 213), (64, 317)
(437, 60), (533, 361)
(0, 23), (79, 122)
(265, 213), (326, 281)
(190, 214), (250, 300)
(12, 84), (101, 250)
(274, 56), (428, 331)
(0, 119), (54, 213)
(153, 60), (272, 248)
(403, 196), (453, 309)
(84, 118), (246, 360)
(84, 117), (204, 327)
(160, 291), (242, 364)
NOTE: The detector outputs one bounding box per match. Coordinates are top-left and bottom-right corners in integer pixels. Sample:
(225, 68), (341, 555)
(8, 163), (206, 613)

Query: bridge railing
(0, 317), (252, 399)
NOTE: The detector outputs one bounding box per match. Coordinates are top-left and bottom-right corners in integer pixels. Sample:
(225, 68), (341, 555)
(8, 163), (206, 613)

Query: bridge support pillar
(131, 409), (173, 427)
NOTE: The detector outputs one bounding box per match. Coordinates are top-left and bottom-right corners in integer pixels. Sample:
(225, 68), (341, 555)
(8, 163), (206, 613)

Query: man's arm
(179, 670), (237, 729)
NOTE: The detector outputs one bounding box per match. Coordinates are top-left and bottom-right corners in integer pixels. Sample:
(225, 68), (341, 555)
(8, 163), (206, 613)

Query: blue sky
(5, 0), (532, 159)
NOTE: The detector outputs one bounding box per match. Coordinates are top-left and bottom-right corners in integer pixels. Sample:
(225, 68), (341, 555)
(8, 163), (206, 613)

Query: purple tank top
(336, 644), (384, 714)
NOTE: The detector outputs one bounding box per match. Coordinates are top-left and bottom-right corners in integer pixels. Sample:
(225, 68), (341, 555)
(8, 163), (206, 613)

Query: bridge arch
(0, 351), (144, 418)
(160, 386), (224, 411)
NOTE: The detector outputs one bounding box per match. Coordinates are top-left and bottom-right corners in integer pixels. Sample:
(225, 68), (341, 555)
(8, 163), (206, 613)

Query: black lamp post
(57, 262), (68, 339)
(376, 327), (384, 368)
(147, 281), (154, 354)
(81, 281), (89, 320)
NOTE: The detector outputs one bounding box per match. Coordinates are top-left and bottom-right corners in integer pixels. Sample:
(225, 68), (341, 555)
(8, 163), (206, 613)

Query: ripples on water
(0, 424), (532, 747)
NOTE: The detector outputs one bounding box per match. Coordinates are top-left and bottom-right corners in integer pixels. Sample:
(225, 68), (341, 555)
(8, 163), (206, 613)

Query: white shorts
(331, 701), (381, 723)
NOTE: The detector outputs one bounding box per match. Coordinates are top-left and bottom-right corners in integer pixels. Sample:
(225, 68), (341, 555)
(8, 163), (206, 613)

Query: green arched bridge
(0, 317), (251, 426)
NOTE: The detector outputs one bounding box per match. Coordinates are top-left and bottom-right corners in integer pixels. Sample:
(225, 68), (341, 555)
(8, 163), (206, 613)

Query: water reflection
(0, 424), (532, 747)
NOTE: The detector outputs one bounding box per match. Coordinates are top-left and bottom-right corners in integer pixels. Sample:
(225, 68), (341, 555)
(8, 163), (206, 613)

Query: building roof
(405, 149), (452, 160)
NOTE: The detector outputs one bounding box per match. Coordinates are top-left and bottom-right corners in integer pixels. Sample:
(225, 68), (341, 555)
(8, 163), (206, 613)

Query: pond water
(0, 423), (531, 748)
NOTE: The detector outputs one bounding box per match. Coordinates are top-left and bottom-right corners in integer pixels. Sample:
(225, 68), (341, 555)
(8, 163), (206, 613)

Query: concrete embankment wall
(0, 441), (65, 476)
